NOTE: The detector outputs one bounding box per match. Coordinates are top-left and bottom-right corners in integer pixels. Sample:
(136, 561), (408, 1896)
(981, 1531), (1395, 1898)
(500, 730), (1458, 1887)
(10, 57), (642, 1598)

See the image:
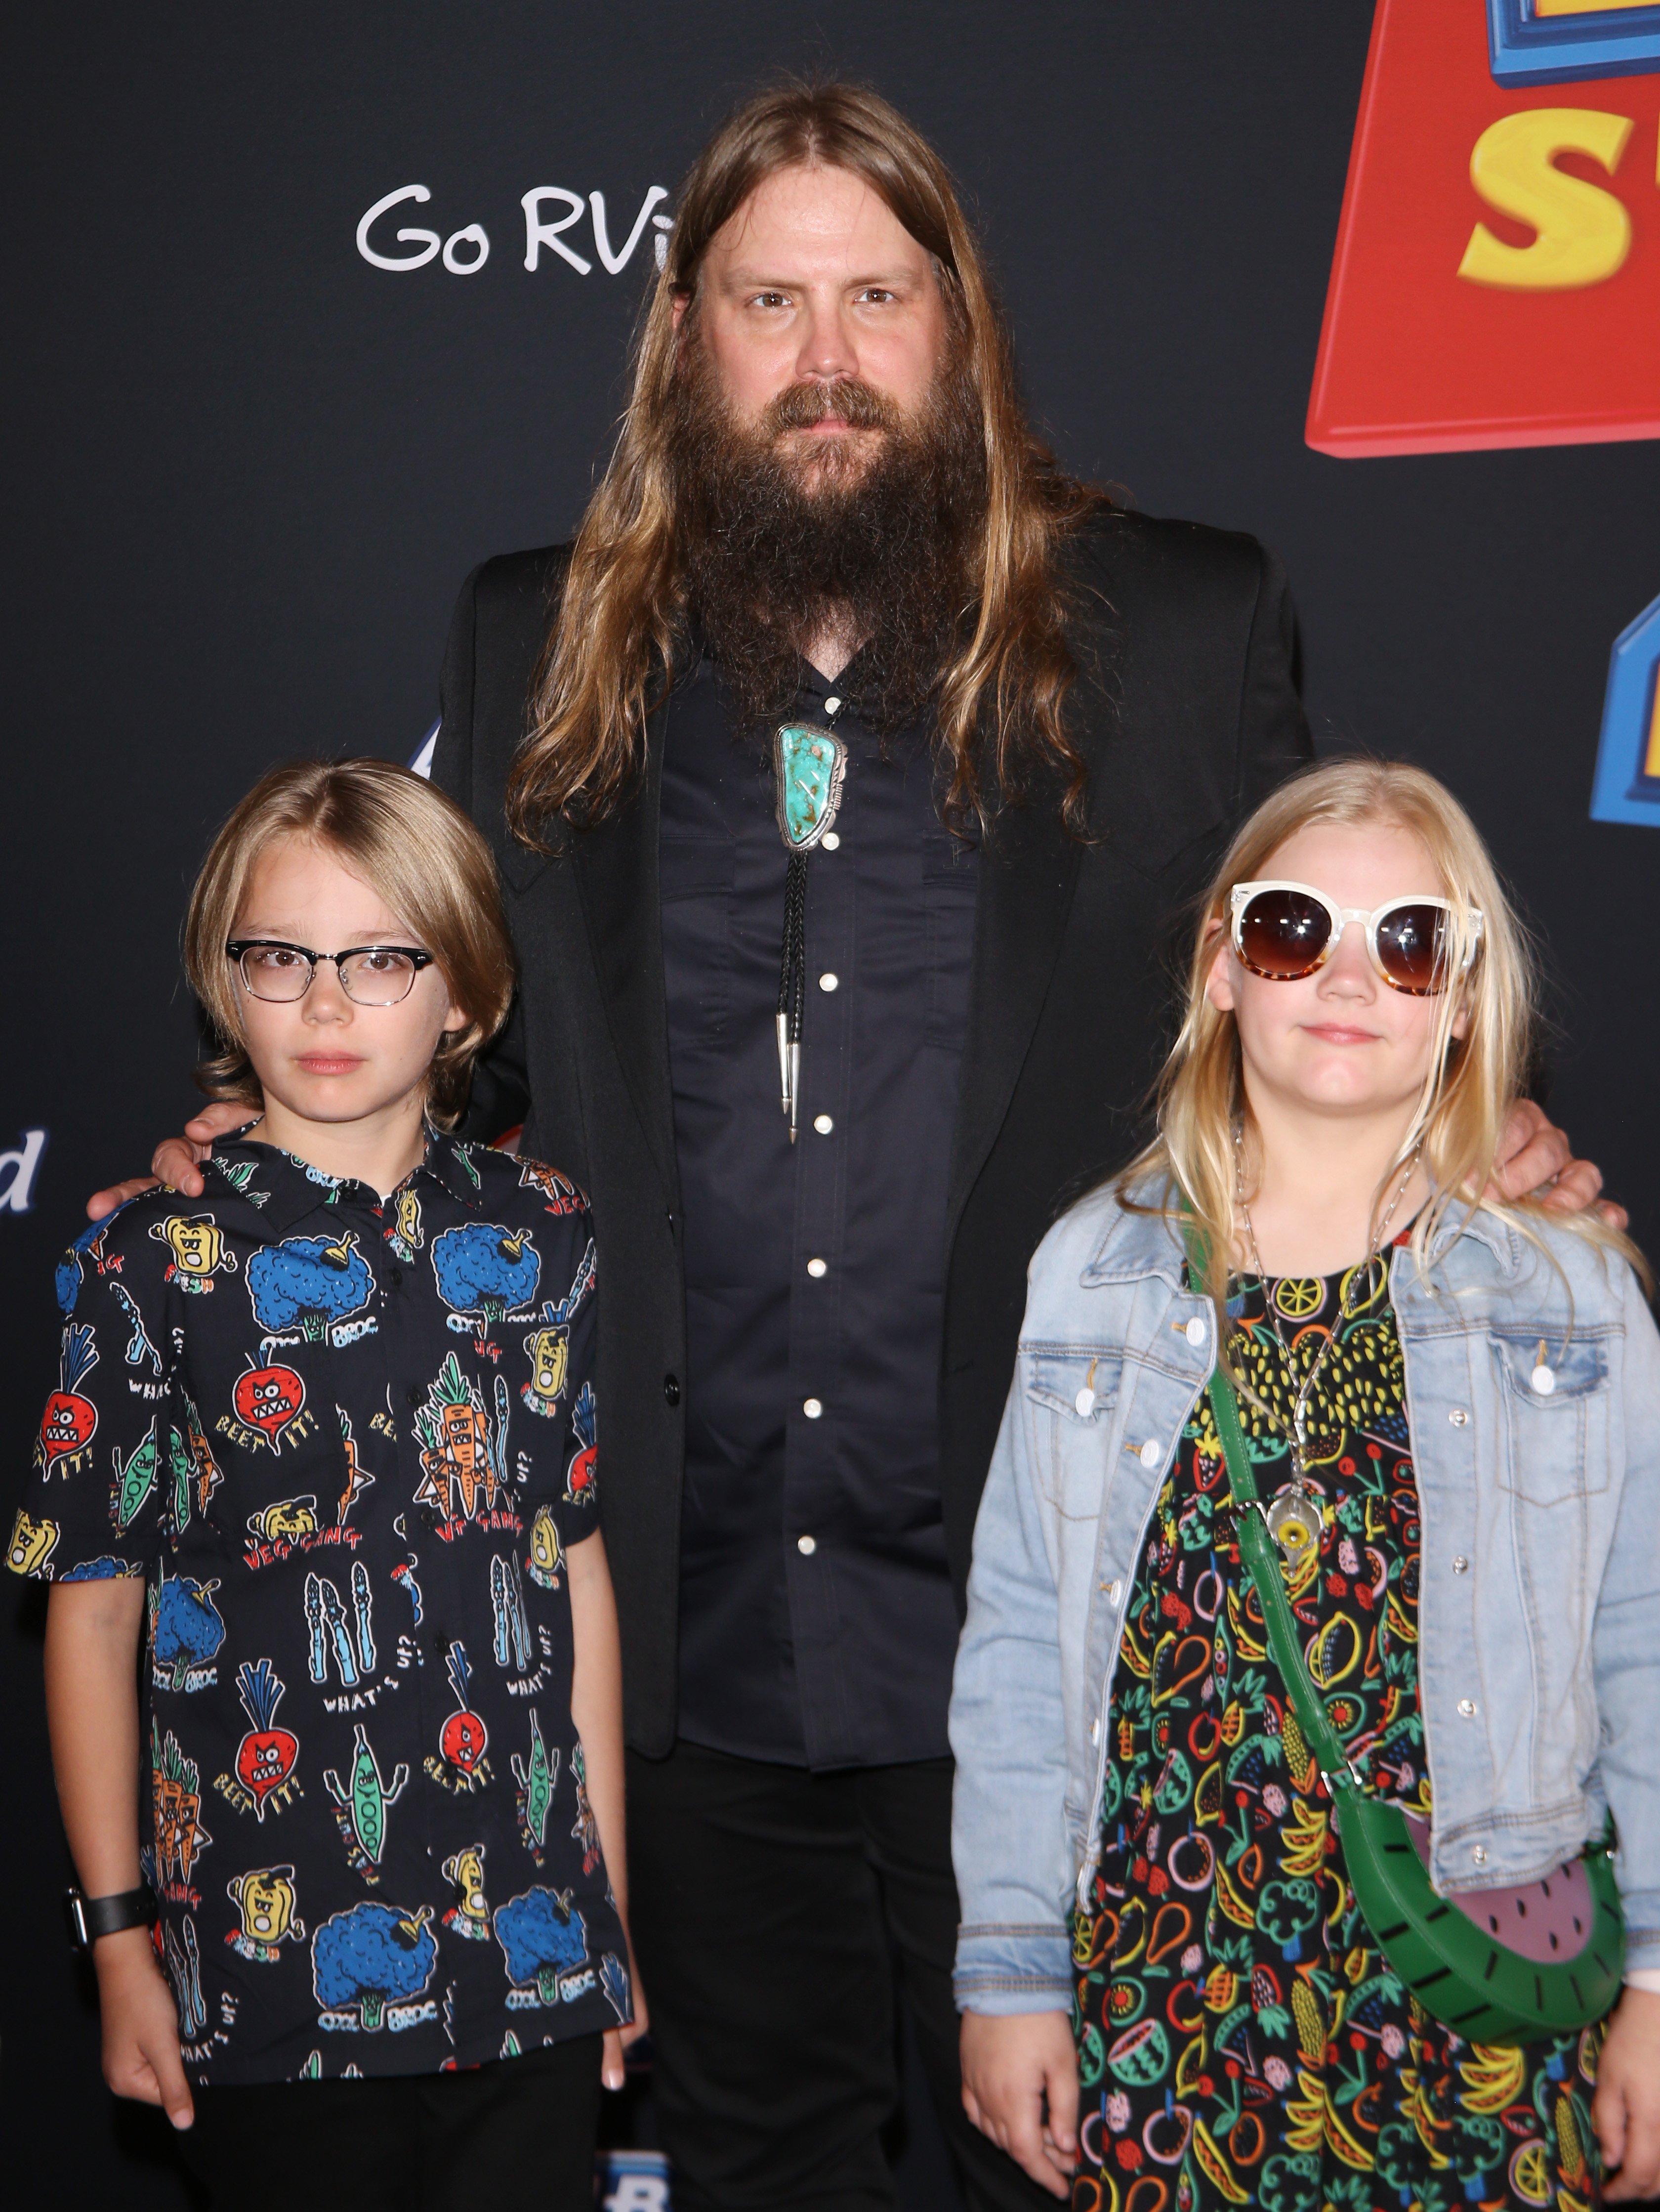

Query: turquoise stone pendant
(774, 723), (847, 851)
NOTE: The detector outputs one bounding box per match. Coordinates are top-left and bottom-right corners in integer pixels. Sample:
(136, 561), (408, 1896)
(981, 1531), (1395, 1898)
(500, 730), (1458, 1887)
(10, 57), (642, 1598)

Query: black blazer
(432, 507), (1313, 1755)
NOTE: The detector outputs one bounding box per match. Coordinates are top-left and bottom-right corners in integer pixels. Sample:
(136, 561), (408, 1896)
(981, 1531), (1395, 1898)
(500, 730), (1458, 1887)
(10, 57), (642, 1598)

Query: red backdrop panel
(1307, 0), (1660, 456)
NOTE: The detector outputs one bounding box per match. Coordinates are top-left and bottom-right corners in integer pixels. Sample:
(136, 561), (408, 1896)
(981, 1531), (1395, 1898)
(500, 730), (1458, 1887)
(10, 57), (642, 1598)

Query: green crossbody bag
(1184, 1228), (1624, 2045)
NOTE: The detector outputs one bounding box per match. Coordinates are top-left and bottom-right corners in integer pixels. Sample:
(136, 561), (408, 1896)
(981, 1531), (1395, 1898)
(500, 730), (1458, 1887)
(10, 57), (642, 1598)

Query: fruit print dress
(1071, 1257), (1608, 2212)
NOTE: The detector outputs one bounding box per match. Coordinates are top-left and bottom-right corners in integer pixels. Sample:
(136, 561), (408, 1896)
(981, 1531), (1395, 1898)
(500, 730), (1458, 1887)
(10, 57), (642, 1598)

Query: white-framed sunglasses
(1228, 880), (1484, 997)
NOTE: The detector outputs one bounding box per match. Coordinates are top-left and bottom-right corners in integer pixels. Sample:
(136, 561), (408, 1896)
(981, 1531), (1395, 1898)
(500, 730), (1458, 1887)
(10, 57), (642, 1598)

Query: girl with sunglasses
(948, 760), (1660, 2208)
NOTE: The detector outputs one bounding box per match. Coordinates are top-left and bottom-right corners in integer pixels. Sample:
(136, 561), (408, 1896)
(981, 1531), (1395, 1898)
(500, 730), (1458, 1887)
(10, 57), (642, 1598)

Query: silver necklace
(1230, 1131), (1421, 1560)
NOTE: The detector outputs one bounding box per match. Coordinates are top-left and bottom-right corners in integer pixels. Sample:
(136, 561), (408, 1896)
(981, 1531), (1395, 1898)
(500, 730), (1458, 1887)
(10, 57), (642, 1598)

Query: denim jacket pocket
(1491, 1332), (1610, 1504)
(1026, 1350), (1122, 1521)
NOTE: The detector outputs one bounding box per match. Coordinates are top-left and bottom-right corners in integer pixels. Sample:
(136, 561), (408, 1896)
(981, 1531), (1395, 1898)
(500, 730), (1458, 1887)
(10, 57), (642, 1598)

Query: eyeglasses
(1228, 881), (1483, 996)
(226, 939), (436, 1006)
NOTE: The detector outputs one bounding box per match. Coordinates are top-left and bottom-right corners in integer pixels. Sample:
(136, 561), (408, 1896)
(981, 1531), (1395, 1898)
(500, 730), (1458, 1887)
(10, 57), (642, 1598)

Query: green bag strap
(1179, 1216), (1363, 1795)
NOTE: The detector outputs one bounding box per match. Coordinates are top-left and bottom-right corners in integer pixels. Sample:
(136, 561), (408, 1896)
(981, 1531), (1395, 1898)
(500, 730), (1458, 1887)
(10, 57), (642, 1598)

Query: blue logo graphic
(1589, 590), (1660, 827)
(1488, 0), (1660, 88)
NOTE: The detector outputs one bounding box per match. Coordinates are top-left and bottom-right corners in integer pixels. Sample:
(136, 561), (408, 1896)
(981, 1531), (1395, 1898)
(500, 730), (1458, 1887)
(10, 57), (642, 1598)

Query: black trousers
(626, 1743), (1054, 2212)
(175, 2035), (602, 2211)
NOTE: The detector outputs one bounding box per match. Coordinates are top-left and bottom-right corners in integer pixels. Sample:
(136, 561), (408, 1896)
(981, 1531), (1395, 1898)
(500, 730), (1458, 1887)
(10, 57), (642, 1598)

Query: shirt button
(1458, 1698), (1477, 1718)
(807, 1258), (828, 1279)
(803, 1398), (823, 1420)
(386, 1265), (403, 1289)
(407, 1384), (423, 1407)
(797, 1534), (817, 1556)
(1452, 1555), (1470, 1574)
(1449, 1408), (1469, 1427)
(818, 972), (839, 993)
(820, 831), (840, 851)
(824, 696), (842, 716)
(813, 1114), (834, 1135)
(1185, 1317), (1207, 1348)
(663, 1373), (681, 1407)
(1472, 1844), (1488, 1866)
(1139, 1438), (1162, 1470)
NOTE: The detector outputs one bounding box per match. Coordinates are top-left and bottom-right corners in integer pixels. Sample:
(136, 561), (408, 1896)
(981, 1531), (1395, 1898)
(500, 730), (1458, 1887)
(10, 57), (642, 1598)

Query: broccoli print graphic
(151, 1571), (225, 1692)
(430, 1222), (541, 1348)
(246, 1231), (375, 1348)
(492, 1884), (589, 2009)
(312, 1900), (437, 2032)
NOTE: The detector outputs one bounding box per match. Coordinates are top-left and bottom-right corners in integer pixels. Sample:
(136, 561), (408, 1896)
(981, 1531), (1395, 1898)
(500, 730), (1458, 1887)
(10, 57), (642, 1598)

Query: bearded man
(116, 78), (1605, 2212)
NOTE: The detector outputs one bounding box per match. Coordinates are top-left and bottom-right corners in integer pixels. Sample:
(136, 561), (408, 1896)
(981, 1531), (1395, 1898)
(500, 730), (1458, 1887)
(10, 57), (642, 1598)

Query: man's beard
(665, 338), (988, 735)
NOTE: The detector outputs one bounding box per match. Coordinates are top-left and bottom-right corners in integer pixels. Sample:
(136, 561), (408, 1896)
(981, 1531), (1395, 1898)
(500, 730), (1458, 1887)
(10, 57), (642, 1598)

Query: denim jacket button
(1089, 1717), (1101, 1746)
(1185, 1316), (1207, 1349)
(1139, 1438), (1162, 1470)
(1531, 1363), (1556, 1396)
(1075, 1388), (1096, 1417)
(1452, 1555), (1469, 1574)
(1449, 1408), (1469, 1427)
(1472, 1844), (1488, 1865)
(1458, 1698), (1477, 1717)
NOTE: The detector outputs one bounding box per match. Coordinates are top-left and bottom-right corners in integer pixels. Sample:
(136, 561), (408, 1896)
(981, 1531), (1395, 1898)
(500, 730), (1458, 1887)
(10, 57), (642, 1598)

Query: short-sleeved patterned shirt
(8, 1131), (628, 2084)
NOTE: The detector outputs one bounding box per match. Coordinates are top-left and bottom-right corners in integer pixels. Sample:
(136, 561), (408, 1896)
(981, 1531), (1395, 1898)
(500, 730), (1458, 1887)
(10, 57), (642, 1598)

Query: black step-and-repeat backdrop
(6, 5), (1658, 2202)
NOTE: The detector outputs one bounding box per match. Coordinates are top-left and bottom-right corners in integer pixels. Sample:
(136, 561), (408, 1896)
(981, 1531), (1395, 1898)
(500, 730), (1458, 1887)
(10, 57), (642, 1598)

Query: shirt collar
(203, 1124), (487, 1234)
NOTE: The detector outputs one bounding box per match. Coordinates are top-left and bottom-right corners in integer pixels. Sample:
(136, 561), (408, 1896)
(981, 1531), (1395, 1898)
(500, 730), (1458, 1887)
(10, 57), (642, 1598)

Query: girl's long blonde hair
(1121, 758), (1644, 1322)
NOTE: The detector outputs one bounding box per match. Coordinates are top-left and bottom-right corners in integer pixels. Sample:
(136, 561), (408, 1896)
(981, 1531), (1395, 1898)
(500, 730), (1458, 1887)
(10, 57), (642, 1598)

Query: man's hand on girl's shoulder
(1490, 1099), (1627, 1234)
(86, 1102), (255, 1220)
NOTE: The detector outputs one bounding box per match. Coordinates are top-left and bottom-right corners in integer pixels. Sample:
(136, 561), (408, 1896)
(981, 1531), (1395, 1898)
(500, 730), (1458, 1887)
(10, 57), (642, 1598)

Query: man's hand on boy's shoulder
(87, 1104), (248, 1220)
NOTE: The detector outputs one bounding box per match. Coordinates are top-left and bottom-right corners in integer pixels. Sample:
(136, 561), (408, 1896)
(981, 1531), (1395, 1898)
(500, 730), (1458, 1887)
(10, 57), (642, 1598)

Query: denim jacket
(950, 1181), (1660, 2014)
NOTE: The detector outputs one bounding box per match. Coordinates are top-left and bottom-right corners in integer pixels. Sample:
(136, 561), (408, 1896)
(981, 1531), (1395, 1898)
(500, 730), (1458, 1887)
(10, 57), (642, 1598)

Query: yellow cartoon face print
(527, 1504), (562, 1588)
(527, 1324), (569, 1403)
(7, 1509), (59, 1576)
(150, 1213), (237, 1291)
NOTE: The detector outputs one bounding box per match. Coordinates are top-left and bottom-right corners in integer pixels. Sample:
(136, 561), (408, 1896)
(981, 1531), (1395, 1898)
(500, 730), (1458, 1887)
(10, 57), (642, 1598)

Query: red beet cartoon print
(37, 1324), (99, 1475)
(233, 1360), (306, 1452)
(423, 1642), (492, 1794)
(215, 1658), (300, 1821)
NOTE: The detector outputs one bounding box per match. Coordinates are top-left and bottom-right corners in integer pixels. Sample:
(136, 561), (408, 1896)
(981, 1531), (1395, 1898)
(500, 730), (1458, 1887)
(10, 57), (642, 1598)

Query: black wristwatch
(64, 1884), (158, 1952)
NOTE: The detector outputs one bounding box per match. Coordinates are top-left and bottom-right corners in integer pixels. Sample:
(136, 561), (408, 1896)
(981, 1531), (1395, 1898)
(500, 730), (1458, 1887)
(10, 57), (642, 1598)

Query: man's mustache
(762, 379), (903, 437)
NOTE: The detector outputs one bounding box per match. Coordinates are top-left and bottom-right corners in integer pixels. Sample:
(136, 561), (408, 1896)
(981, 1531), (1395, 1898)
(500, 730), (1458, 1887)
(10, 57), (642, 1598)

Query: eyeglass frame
(225, 937), (437, 1006)
(1227, 880), (1484, 995)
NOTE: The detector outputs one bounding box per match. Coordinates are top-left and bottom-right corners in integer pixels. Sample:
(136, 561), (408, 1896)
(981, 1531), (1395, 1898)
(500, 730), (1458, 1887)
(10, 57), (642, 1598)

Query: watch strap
(65, 1883), (158, 1950)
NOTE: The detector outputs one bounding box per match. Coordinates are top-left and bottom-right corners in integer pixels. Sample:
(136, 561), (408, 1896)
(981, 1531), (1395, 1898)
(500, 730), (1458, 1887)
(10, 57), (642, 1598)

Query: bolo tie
(772, 698), (848, 1140)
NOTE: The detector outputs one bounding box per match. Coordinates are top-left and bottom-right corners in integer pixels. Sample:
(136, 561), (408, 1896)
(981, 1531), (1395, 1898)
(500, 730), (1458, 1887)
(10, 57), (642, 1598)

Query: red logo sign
(1307, 0), (1660, 456)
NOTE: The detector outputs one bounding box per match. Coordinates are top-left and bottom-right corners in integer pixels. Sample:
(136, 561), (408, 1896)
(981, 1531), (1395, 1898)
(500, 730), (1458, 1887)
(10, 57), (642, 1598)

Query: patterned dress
(1071, 1257), (1608, 2212)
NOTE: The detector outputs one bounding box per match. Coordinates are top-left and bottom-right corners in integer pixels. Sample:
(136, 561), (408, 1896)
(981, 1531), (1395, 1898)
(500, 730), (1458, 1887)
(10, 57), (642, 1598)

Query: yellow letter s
(1458, 108), (1634, 291)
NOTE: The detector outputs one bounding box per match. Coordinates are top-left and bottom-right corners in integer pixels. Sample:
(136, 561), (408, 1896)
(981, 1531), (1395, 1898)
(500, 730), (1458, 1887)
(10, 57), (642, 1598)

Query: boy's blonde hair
(1122, 757), (1643, 1319)
(183, 759), (514, 1131)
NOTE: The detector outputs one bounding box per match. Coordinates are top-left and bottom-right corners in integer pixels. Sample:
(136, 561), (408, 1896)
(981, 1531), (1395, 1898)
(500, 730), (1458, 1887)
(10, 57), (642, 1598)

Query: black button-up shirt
(11, 1133), (627, 2084)
(660, 654), (978, 1770)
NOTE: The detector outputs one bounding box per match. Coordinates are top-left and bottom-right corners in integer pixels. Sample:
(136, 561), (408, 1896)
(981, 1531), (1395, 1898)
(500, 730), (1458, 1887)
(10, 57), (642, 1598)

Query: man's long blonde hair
(1122, 758), (1642, 1319)
(506, 78), (1103, 847)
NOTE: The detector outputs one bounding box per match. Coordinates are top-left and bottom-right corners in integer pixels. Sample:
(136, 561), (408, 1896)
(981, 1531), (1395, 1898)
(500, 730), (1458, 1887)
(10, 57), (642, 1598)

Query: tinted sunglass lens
(1374, 904), (1449, 993)
(1237, 889), (1331, 978)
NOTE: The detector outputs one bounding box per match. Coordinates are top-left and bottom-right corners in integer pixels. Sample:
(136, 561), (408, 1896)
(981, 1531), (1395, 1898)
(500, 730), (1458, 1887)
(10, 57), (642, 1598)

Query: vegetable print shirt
(8, 1132), (628, 2084)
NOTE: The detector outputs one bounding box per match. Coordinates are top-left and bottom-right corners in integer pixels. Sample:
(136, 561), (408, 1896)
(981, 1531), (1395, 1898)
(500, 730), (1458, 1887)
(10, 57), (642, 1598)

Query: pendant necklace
(772, 701), (848, 1141)
(1230, 1130), (1421, 1560)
